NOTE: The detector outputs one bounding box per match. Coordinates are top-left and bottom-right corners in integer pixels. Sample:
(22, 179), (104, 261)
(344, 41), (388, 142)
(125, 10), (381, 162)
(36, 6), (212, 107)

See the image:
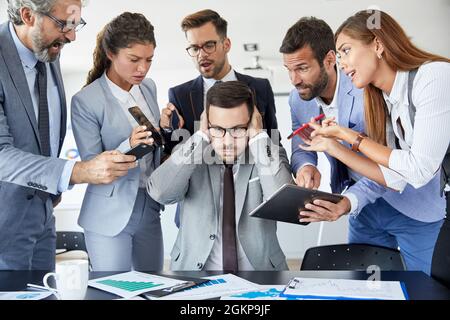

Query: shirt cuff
(298, 162), (317, 171)
(378, 164), (407, 192)
(57, 160), (77, 193)
(343, 192), (359, 216)
(117, 137), (132, 154)
(249, 131), (269, 146)
(196, 130), (210, 143)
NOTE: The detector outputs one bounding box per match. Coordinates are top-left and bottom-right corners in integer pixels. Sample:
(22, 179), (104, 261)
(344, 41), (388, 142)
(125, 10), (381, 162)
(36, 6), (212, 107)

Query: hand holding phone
(130, 125), (153, 148)
(125, 143), (154, 160)
(128, 106), (166, 148)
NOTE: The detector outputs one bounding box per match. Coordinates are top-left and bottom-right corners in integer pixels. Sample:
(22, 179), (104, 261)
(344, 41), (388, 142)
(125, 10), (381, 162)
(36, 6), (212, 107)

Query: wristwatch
(351, 132), (367, 152)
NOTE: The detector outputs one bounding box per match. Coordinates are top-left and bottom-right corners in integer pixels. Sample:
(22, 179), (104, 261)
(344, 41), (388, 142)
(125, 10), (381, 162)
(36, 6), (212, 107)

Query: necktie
(222, 164), (238, 272)
(35, 61), (50, 157)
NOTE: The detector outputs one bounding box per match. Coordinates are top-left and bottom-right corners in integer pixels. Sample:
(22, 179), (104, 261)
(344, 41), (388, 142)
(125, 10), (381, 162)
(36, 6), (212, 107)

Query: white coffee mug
(43, 260), (89, 300)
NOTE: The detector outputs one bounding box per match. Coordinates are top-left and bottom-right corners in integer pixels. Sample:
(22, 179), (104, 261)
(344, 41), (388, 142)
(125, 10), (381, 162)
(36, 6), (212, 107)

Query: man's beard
(31, 23), (67, 63)
(296, 65), (329, 101)
(200, 58), (226, 79)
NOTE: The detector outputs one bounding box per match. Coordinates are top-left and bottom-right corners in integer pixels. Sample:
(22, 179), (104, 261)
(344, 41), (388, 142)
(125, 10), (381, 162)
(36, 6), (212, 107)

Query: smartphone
(125, 143), (154, 160)
(128, 106), (166, 148)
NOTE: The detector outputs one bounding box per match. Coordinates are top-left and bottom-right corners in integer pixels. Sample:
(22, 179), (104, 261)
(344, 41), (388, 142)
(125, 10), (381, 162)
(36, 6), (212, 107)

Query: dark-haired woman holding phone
(71, 12), (163, 271)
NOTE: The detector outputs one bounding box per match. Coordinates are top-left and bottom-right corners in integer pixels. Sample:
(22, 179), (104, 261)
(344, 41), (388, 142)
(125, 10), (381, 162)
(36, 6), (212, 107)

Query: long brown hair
(335, 10), (449, 144)
(85, 12), (156, 86)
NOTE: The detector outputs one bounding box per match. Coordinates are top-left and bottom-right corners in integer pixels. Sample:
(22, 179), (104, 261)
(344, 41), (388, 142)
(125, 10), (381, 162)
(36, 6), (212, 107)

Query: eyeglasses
(41, 12), (86, 33)
(208, 125), (248, 138)
(186, 40), (218, 57)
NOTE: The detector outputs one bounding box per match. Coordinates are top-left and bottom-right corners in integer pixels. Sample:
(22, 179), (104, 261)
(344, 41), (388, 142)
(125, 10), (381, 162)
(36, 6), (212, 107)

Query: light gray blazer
(148, 133), (293, 271)
(0, 22), (67, 251)
(71, 74), (162, 237)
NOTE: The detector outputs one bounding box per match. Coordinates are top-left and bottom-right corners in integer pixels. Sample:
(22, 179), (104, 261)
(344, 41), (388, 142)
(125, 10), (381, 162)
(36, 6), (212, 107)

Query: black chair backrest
(56, 232), (87, 252)
(301, 243), (406, 271)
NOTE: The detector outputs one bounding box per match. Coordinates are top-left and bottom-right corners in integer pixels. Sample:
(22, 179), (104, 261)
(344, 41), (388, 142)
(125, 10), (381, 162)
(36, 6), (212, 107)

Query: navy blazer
(166, 72), (279, 151)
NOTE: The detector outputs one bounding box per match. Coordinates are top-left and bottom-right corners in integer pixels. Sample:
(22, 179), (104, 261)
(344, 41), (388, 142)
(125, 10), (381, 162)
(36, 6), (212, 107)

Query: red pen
(287, 113), (325, 140)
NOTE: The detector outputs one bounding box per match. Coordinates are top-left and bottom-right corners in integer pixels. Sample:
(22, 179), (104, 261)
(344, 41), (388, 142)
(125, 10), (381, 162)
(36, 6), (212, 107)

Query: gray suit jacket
(148, 133), (293, 271)
(0, 22), (67, 251)
(71, 74), (162, 236)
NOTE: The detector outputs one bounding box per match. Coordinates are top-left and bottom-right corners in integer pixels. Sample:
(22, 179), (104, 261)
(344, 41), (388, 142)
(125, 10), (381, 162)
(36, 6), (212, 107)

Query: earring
(377, 53), (383, 60)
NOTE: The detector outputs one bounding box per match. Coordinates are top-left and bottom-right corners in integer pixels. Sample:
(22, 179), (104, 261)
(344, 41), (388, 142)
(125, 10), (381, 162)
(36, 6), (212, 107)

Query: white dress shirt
(106, 74), (157, 188)
(203, 67), (238, 108)
(379, 62), (450, 191)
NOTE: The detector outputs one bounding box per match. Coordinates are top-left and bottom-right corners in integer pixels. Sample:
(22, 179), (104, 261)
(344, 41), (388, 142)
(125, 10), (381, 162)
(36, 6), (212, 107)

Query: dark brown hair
(85, 12), (156, 86)
(280, 16), (335, 67)
(181, 9), (227, 38)
(206, 81), (254, 117)
(335, 10), (449, 144)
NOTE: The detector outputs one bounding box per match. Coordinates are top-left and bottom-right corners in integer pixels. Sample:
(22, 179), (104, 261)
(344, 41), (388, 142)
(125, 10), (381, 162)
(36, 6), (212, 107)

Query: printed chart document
(153, 274), (260, 300)
(281, 277), (408, 300)
(88, 271), (188, 299)
(0, 291), (53, 300)
(221, 285), (304, 300)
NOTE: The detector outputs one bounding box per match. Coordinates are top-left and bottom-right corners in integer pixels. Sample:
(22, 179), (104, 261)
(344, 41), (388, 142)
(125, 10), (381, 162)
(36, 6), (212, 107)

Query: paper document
(153, 274), (260, 300)
(88, 271), (188, 299)
(281, 277), (408, 300)
(221, 285), (305, 300)
(0, 291), (53, 300)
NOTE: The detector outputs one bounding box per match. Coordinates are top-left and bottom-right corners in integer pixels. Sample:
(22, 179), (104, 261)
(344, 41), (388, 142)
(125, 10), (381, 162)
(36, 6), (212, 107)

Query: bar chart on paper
(88, 271), (184, 299)
(96, 279), (162, 292)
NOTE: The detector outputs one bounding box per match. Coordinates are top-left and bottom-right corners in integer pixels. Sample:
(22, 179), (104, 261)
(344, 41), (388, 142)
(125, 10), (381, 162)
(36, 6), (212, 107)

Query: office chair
(56, 231), (90, 268)
(300, 243), (406, 271)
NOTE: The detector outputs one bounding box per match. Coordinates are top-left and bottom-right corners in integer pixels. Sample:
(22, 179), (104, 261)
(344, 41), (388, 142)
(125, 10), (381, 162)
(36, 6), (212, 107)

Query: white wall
(1, 0), (448, 263)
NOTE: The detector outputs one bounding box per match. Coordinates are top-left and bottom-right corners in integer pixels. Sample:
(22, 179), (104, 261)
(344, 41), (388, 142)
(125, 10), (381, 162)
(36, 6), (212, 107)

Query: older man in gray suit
(0, 0), (137, 270)
(149, 81), (292, 271)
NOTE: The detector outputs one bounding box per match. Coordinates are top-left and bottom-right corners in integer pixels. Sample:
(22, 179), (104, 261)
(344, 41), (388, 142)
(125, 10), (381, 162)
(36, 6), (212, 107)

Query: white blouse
(379, 61), (450, 191)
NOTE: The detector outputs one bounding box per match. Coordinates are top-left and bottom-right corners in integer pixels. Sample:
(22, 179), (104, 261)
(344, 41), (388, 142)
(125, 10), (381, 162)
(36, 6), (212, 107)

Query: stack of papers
(152, 274), (260, 300)
(280, 277), (408, 300)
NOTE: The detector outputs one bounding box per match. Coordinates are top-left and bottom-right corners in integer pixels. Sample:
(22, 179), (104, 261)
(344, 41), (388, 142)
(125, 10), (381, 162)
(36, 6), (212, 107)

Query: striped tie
(35, 61), (50, 157)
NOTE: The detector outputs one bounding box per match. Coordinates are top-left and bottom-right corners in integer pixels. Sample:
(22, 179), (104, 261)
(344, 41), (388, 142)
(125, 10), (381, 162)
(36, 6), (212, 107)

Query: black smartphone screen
(128, 106), (165, 148)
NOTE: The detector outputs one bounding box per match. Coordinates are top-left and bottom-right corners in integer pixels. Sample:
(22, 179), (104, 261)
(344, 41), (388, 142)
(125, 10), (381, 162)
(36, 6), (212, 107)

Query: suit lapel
(208, 164), (222, 217)
(234, 164), (253, 219)
(50, 61), (67, 155)
(98, 75), (133, 136)
(338, 71), (355, 128)
(0, 23), (40, 144)
(235, 72), (250, 86)
(140, 82), (160, 124)
(189, 76), (205, 123)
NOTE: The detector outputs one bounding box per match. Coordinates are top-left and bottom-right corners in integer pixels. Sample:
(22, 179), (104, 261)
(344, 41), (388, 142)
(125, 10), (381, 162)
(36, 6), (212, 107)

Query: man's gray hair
(7, 0), (86, 25)
(7, 0), (57, 25)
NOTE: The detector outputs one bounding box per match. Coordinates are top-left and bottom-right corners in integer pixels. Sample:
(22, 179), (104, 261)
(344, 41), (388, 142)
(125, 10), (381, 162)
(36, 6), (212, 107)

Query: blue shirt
(9, 22), (74, 193)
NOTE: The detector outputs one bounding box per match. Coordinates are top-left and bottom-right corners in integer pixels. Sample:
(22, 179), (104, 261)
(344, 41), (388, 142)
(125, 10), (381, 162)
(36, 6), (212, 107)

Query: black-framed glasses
(41, 12), (86, 33)
(208, 124), (248, 138)
(186, 40), (218, 57)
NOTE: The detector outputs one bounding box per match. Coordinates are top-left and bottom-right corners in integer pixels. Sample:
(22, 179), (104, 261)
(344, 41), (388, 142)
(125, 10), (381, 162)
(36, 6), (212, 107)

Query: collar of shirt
(383, 70), (408, 113)
(9, 22), (38, 69)
(105, 73), (140, 104)
(315, 68), (340, 113)
(203, 67), (237, 92)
